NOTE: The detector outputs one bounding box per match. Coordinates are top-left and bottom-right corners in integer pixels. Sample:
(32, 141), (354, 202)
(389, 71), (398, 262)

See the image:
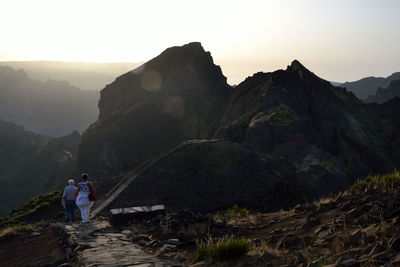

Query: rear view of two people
(62, 173), (95, 223)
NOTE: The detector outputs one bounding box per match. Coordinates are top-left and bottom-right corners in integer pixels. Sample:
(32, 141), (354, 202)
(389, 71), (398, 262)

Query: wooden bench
(109, 205), (166, 227)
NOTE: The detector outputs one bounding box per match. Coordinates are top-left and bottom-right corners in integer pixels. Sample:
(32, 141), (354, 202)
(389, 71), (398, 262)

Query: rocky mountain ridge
(76, 43), (400, 213)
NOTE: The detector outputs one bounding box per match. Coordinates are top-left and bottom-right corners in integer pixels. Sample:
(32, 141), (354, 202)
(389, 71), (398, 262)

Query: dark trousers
(65, 199), (76, 222)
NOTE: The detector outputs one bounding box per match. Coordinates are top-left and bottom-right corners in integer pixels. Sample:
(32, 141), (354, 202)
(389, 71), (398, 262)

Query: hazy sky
(0, 0), (399, 84)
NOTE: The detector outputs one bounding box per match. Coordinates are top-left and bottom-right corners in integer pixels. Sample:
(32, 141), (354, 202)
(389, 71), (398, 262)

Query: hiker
(75, 173), (95, 223)
(62, 179), (77, 223)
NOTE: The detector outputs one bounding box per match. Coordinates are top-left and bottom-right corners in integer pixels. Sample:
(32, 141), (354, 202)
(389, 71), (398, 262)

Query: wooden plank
(110, 205), (165, 215)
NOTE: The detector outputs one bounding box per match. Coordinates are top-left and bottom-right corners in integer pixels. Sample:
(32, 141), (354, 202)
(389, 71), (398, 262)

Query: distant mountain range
(340, 72), (400, 100)
(0, 66), (99, 137)
(0, 61), (142, 91)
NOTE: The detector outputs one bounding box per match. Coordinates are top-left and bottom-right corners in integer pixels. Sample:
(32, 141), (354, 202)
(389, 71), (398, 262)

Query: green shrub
(225, 204), (249, 217)
(195, 237), (250, 261)
(348, 171), (400, 194)
(266, 104), (296, 127)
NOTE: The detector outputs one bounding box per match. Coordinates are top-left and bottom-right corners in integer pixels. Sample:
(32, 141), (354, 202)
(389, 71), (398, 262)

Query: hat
(68, 179), (75, 185)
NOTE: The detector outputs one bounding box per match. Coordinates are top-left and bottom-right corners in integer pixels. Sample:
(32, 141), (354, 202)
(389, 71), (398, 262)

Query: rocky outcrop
(365, 79), (400, 103)
(77, 42), (232, 178)
(0, 66), (99, 137)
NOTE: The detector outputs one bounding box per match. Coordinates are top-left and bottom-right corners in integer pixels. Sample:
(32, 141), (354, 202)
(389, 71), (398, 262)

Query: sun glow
(1, 0), (400, 84)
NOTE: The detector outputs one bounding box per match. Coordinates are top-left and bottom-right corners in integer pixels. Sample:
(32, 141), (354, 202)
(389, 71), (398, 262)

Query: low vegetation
(348, 171), (400, 194)
(0, 221), (48, 237)
(266, 103), (296, 127)
(225, 204), (250, 217)
(195, 236), (250, 261)
(0, 190), (62, 229)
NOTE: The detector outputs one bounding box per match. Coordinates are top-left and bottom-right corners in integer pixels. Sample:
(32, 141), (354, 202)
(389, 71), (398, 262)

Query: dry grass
(248, 239), (282, 257)
(0, 224), (34, 237)
(348, 171), (400, 194)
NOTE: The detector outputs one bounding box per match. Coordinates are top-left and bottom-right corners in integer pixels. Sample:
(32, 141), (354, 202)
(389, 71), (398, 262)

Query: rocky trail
(64, 219), (172, 267)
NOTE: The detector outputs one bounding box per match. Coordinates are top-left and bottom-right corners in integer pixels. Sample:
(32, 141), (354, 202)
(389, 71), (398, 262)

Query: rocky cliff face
(77, 42), (232, 178)
(365, 80), (400, 104)
(0, 120), (80, 215)
(215, 60), (400, 200)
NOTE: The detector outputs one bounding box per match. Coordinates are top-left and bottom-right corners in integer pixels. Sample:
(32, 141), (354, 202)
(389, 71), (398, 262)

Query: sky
(0, 0), (399, 85)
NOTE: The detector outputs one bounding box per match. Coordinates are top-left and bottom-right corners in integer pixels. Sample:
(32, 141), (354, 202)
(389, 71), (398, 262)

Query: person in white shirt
(75, 173), (95, 223)
(62, 179), (77, 223)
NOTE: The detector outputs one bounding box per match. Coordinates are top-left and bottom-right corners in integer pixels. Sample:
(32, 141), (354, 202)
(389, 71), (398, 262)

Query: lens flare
(164, 95), (185, 117)
(140, 69), (162, 92)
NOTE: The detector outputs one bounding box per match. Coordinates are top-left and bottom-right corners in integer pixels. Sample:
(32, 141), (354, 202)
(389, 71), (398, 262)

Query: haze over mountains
(0, 61), (141, 91)
(0, 66), (99, 136)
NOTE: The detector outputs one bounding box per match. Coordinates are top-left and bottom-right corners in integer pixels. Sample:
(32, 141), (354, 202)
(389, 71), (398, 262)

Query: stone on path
(64, 218), (172, 266)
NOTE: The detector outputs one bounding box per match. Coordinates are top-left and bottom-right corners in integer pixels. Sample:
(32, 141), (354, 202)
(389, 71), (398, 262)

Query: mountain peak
(286, 59), (313, 78)
(146, 41), (212, 70)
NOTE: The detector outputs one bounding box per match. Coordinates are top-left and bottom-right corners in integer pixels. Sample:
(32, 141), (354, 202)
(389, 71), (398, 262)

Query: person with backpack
(75, 173), (95, 223)
(62, 179), (77, 223)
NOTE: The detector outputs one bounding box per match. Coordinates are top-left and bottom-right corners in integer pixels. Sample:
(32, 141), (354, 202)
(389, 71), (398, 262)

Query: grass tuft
(225, 204), (249, 217)
(195, 236), (250, 261)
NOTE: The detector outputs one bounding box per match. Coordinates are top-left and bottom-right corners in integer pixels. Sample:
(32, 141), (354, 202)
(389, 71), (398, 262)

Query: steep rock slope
(0, 120), (80, 215)
(215, 60), (400, 200)
(341, 72), (400, 100)
(108, 141), (299, 213)
(78, 42), (232, 178)
(0, 66), (99, 137)
(365, 79), (400, 103)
